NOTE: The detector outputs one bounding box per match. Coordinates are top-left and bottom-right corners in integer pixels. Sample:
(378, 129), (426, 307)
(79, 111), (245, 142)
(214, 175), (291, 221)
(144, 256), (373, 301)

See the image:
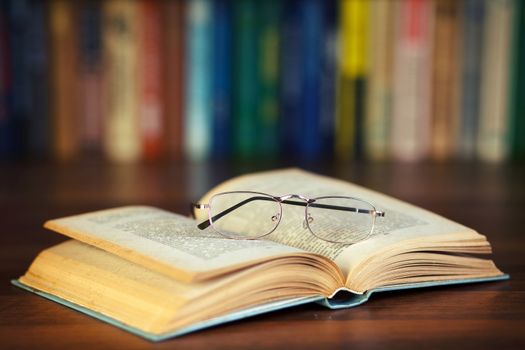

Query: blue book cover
(211, 0), (232, 159)
(185, 0), (213, 161)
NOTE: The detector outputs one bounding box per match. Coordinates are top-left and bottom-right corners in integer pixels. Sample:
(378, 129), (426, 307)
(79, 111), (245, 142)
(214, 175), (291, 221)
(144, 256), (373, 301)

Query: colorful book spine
(232, 0), (258, 159)
(257, 0), (281, 158)
(184, 0), (212, 161)
(280, 0), (301, 157)
(337, 0), (369, 160)
(138, 0), (163, 161)
(211, 0), (232, 159)
(390, 0), (434, 161)
(431, 0), (461, 161)
(477, 0), (514, 162)
(163, 0), (185, 161)
(102, 0), (140, 163)
(365, 0), (393, 161)
(49, 0), (79, 161)
(509, 0), (525, 160)
(296, 0), (322, 159)
(458, 0), (485, 159)
(78, 0), (102, 153)
(319, 0), (337, 158)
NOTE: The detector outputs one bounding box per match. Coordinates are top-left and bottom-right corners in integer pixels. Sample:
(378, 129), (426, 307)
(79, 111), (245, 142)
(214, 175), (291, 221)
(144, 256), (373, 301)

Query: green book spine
(256, 0), (281, 158)
(233, 0), (258, 159)
(509, 0), (525, 159)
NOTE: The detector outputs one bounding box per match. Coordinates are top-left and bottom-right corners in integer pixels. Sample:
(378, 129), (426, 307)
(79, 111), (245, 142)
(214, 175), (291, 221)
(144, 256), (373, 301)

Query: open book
(14, 169), (507, 341)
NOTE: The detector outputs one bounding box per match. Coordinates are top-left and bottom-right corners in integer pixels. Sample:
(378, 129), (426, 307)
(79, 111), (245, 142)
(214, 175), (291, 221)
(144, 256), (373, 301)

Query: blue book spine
(27, 0), (51, 158)
(319, 0), (336, 158)
(185, 0), (213, 161)
(0, 2), (12, 160)
(211, 0), (231, 159)
(279, 0), (301, 157)
(298, 0), (323, 159)
(459, 0), (485, 159)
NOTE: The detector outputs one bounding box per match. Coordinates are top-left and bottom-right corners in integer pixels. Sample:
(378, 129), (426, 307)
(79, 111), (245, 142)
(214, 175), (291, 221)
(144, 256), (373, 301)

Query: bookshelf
(0, 0), (523, 164)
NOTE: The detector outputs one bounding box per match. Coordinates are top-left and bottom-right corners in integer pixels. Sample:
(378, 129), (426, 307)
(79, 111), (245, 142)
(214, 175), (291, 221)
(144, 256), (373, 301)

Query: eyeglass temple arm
(192, 197), (385, 230)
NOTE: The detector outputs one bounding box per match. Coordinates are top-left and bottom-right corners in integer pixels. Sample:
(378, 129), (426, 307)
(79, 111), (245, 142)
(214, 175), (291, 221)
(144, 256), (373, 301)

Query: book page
(196, 168), (481, 275)
(44, 206), (307, 282)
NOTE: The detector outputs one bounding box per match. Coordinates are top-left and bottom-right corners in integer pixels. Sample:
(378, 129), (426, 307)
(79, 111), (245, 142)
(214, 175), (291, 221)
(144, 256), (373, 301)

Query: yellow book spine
(336, 0), (369, 159)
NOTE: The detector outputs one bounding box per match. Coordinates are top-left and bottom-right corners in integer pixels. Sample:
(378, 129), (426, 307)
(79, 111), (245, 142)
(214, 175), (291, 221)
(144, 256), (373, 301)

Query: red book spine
(138, 0), (163, 161)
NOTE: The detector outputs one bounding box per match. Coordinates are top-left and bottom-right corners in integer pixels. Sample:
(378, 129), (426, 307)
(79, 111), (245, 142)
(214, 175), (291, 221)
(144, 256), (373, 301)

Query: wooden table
(1, 160), (524, 349)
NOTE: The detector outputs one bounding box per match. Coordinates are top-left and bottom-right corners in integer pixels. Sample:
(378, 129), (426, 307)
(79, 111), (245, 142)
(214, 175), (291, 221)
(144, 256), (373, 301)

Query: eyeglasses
(191, 191), (385, 244)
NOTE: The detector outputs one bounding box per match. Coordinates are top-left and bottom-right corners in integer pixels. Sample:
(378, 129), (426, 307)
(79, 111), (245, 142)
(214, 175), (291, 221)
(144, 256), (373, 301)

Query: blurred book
(390, 0), (433, 162)
(102, 0), (140, 163)
(336, 0), (368, 160)
(184, 0), (212, 161)
(49, 0), (80, 161)
(477, 0), (514, 162)
(431, 0), (461, 161)
(365, 0), (393, 161)
(163, 0), (185, 161)
(137, 0), (164, 161)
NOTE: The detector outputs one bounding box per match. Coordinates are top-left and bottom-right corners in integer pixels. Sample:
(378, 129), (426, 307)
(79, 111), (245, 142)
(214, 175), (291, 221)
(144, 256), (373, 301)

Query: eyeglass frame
(191, 191), (385, 244)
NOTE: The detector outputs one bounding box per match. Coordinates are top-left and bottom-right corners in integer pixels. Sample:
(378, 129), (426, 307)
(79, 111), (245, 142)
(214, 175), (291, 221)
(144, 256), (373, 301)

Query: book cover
(184, 0), (212, 161)
(431, 0), (461, 161)
(336, 0), (369, 160)
(232, 0), (258, 159)
(163, 0), (185, 161)
(390, 0), (434, 161)
(102, 0), (140, 163)
(49, 0), (80, 161)
(211, 0), (232, 159)
(365, 0), (393, 161)
(256, 0), (281, 158)
(458, 0), (485, 159)
(137, 0), (164, 161)
(477, 0), (514, 162)
(78, 0), (103, 153)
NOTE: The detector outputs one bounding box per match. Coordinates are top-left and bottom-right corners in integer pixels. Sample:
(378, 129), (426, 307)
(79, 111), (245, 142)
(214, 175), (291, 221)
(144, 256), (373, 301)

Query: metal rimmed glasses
(192, 191), (385, 244)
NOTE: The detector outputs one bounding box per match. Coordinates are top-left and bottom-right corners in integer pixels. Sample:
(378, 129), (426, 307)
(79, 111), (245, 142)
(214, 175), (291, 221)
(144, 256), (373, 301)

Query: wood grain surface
(1, 160), (524, 349)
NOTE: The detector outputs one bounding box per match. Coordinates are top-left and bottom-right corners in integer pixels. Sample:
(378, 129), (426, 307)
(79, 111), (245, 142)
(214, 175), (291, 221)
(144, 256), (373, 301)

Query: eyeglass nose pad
(303, 213), (314, 229)
(271, 213), (281, 222)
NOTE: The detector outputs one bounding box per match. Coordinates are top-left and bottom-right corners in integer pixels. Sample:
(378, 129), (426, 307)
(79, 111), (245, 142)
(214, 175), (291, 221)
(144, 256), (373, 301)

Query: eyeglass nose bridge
(275, 194), (314, 203)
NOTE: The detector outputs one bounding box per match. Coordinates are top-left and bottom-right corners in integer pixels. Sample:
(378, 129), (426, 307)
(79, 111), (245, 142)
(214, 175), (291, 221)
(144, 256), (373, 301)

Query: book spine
(102, 0), (140, 163)
(509, 0), (525, 160)
(390, 0), (434, 161)
(319, 0), (337, 159)
(296, 0), (322, 160)
(279, 0), (301, 157)
(78, 0), (103, 153)
(163, 0), (185, 161)
(431, 0), (461, 161)
(458, 0), (485, 159)
(184, 0), (212, 161)
(137, 0), (163, 161)
(49, 0), (80, 161)
(0, 2), (12, 160)
(211, 0), (232, 159)
(256, 0), (281, 158)
(477, 0), (514, 162)
(337, 0), (369, 160)
(365, 0), (393, 161)
(232, 0), (258, 159)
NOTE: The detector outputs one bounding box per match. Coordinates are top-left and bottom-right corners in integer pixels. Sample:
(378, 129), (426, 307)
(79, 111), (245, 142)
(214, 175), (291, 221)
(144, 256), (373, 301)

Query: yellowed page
(44, 206), (307, 282)
(196, 168), (490, 276)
